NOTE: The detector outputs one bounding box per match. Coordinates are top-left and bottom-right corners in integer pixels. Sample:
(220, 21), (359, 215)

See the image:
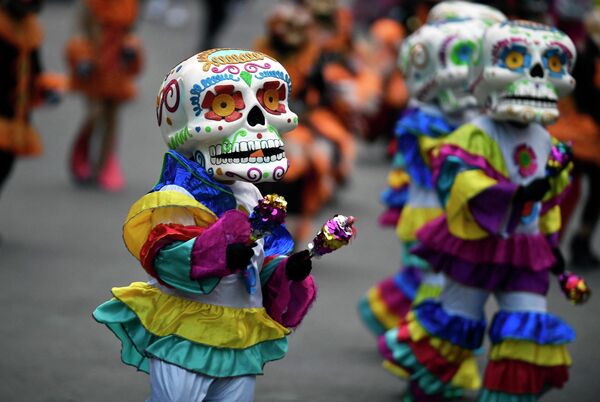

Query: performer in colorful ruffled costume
(65, 0), (143, 191)
(0, 0), (62, 198)
(94, 50), (317, 401)
(380, 20), (583, 401)
(359, 10), (500, 341)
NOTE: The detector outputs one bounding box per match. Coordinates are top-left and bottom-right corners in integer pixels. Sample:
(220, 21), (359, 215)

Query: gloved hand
(76, 61), (94, 79)
(43, 89), (61, 105)
(514, 177), (550, 204)
(226, 242), (256, 271)
(121, 46), (137, 65)
(285, 250), (312, 282)
(550, 247), (566, 275)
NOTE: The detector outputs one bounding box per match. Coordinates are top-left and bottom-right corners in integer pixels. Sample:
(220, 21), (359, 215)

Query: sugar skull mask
(470, 21), (576, 125)
(399, 19), (487, 114)
(427, 1), (507, 26)
(156, 49), (298, 183)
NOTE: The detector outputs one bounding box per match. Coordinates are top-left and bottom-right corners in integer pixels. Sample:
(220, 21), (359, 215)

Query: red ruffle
(484, 360), (569, 394)
(409, 339), (460, 383)
(139, 223), (206, 285)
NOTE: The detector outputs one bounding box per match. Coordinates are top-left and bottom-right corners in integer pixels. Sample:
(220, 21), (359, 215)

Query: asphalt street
(0, 2), (599, 401)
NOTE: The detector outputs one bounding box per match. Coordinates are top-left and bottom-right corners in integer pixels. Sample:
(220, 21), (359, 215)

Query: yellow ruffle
(539, 205), (561, 235)
(113, 282), (290, 349)
(418, 135), (443, 165)
(404, 313), (481, 390)
(489, 340), (572, 367)
(382, 360), (410, 378)
(443, 124), (509, 178)
(446, 169), (496, 240)
(413, 283), (443, 306)
(388, 168), (410, 188)
(396, 206), (443, 242)
(123, 190), (217, 260)
(451, 356), (481, 390)
(367, 286), (402, 330)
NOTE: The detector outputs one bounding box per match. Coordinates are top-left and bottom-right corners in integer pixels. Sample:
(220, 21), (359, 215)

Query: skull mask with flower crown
(469, 21), (576, 125)
(399, 19), (488, 113)
(156, 49), (298, 183)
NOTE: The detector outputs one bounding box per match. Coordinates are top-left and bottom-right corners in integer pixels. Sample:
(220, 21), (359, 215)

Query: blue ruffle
(414, 301), (486, 350)
(395, 108), (456, 189)
(380, 186), (409, 209)
(152, 150), (237, 217)
(394, 267), (422, 301)
(264, 225), (294, 256)
(489, 311), (575, 345)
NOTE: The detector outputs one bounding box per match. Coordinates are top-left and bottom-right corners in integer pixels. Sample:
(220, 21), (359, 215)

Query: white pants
(148, 359), (256, 402)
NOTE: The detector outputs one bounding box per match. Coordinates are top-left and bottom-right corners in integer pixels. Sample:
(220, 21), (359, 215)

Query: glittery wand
(307, 214), (356, 258)
(244, 194), (288, 294)
(546, 141), (573, 178)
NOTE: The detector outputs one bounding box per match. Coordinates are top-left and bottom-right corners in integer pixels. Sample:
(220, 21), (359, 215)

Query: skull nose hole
(530, 63), (544, 78)
(247, 105), (266, 127)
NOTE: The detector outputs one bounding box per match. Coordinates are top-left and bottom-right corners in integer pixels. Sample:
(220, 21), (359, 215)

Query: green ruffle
(478, 389), (539, 402)
(385, 329), (462, 398)
(357, 296), (387, 336)
(93, 298), (288, 377)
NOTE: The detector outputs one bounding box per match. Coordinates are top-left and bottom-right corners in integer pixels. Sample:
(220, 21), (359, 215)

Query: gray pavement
(1, 2), (599, 401)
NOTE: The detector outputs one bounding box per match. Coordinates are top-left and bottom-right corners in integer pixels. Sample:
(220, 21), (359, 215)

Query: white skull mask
(427, 1), (507, 26)
(470, 21), (576, 125)
(399, 19), (488, 113)
(156, 49), (298, 183)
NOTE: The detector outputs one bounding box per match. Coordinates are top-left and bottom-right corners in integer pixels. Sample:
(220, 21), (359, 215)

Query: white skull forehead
(156, 49), (298, 183)
(399, 19), (487, 113)
(470, 21), (576, 125)
(427, 1), (507, 26)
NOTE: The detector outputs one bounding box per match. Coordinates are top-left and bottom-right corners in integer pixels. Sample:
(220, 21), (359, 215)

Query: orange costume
(0, 8), (45, 156)
(65, 0), (143, 191)
(66, 0), (142, 101)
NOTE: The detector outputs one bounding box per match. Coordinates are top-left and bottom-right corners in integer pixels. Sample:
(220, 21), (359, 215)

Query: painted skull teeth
(209, 139), (286, 165)
(499, 95), (557, 108)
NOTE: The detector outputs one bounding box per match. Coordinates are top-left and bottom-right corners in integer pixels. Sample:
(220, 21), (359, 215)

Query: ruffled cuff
(469, 181), (520, 234)
(489, 311), (575, 345)
(190, 210), (251, 280)
(262, 257), (317, 328)
(414, 301), (487, 350)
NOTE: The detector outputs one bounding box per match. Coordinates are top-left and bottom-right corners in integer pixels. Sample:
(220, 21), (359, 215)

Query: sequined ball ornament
(308, 215), (356, 257)
(559, 271), (591, 305)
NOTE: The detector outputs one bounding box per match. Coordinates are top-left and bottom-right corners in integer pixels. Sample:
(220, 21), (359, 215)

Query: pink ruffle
(262, 258), (317, 328)
(432, 144), (507, 184)
(415, 217), (555, 271)
(190, 210), (251, 280)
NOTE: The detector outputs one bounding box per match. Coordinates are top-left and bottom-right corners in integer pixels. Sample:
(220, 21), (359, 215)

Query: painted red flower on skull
(513, 143), (538, 177)
(201, 85), (245, 122)
(257, 81), (286, 115)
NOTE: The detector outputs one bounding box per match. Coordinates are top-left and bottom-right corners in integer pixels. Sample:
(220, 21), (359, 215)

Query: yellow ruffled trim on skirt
(396, 206), (443, 242)
(123, 190), (218, 260)
(112, 282), (290, 349)
(489, 340), (572, 366)
(367, 286), (402, 330)
(407, 313), (481, 390)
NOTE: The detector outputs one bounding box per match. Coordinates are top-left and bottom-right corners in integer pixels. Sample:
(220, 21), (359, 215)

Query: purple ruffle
(262, 258), (317, 328)
(190, 210), (250, 280)
(489, 310), (575, 345)
(414, 217), (555, 271)
(424, 252), (550, 295)
(432, 144), (506, 185)
(469, 181), (519, 234)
